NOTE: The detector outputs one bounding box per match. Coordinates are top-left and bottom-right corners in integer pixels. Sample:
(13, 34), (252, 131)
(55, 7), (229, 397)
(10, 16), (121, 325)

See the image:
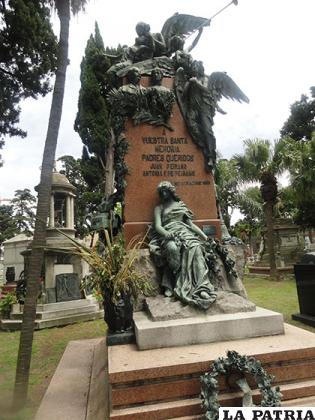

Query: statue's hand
(164, 231), (174, 240)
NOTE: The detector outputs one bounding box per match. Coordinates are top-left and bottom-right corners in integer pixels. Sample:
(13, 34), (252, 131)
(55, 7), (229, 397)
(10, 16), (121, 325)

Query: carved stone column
(66, 195), (71, 228)
(70, 196), (74, 229)
(49, 194), (55, 228)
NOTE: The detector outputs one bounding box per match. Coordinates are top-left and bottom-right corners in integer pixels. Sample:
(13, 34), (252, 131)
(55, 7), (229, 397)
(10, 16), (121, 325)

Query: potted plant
(64, 230), (153, 333)
(0, 291), (17, 319)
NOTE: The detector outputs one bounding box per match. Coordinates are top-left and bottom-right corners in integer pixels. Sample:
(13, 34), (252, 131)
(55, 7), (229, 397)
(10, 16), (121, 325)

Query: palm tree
(236, 186), (263, 255)
(234, 139), (286, 279)
(278, 135), (315, 241)
(14, 0), (87, 409)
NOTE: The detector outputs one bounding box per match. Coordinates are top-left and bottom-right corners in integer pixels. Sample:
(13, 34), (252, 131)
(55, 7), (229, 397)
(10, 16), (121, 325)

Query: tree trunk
(13, 0), (70, 409)
(248, 231), (253, 257)
(264, 201), (279, 280)
(104, 129), (115, 199)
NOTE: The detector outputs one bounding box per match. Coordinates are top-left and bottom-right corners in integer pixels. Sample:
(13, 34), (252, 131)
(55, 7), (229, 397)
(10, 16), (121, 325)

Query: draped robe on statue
(149, 201), (217, 310)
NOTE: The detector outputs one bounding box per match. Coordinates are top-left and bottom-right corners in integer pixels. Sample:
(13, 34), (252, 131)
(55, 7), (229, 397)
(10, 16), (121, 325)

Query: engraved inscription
(141, 136), (196, 178)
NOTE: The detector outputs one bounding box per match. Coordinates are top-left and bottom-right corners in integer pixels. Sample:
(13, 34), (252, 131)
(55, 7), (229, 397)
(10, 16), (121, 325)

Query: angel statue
(105, 13), (212, 77)
(161, 13), (210, 56)
(175, 59), (249, 172)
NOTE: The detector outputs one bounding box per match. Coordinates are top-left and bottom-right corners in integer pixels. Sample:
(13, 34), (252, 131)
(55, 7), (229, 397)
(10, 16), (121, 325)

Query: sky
(1, 0), (315, 201)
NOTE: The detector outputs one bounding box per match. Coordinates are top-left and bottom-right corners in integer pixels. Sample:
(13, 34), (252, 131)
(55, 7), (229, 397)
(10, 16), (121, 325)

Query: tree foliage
(281, 87), (315, 141)
(232, 186), (263, 252)
(0, 0), (58, 147)
(0, 188), (36, 253)
(277, 136), (315, 228)
(0, 204), (17, 250)
(233, 138), (288, 278)
(215, 159), (239, 228)
(237, 186), (263, 221)
(11, 188), (36, 235)
(75, 24), (127, 206)
(74, 22), (111, 186)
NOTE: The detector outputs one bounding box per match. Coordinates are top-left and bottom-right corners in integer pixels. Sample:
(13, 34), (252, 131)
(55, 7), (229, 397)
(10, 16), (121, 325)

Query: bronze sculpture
(175, 59), (249, 171)
(102, 13), (247, 310)
(146, 67), (175, 128)
(149, 181), (217, 310)
(106, 13), (249, 170)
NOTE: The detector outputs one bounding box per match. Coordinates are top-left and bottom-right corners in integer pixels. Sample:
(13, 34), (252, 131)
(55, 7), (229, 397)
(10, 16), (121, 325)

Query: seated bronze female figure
(149, 181), (217, 310)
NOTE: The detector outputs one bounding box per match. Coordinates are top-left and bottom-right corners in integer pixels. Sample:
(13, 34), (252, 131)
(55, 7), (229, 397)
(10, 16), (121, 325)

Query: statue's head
(126, 66), (141, 85)
(135, 22), (150, 36)
(157, 181), (180, 202)
(191, 60), (205, 77)
(151, 68), (163, 85)
(174, 50), (193, 71)
(169, 35), (185, 54)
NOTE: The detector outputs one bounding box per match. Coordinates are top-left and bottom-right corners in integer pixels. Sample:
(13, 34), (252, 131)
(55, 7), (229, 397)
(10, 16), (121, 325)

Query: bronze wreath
(200, 350), (282, 420)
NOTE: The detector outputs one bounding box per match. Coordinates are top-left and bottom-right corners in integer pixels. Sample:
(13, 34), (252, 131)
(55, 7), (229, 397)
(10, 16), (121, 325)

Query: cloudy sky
(1, 0), (315, 200)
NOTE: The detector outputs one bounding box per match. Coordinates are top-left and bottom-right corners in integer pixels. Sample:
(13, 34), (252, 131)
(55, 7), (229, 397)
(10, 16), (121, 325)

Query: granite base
(134, 307), (284, 350)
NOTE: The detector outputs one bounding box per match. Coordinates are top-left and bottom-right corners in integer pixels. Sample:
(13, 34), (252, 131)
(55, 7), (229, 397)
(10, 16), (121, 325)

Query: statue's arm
(153, 32), (166, 50)
(183, 77), (208, 101)
(186, 27), (204, 53)
(154, 206), (172, 239)
(147, 33), (155, 49)
(186, 218), (207, 240)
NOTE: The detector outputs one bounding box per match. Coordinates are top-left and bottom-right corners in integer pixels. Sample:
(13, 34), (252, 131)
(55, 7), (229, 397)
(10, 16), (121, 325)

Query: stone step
(110, 353), (315, 408)
(110, 379), (315, 419)
(282, 395), (315, 406)
(1, 310), (103, 331)
(110, 398), (201, 420)
(176, 417), (203, 420)
(108, 325), (315, 418)
(11, 298), (98, 315)
(37, 298), (97, 311)
(10, 304), (99, 320)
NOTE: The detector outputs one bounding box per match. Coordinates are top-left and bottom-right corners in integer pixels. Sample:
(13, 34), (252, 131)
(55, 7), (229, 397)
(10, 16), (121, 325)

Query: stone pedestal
(134, 306), (284, 350)
(123, 77), (221, 245)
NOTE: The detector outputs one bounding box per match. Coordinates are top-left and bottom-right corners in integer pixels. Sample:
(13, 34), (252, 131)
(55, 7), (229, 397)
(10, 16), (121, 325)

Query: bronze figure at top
(106, 12), (249, 172)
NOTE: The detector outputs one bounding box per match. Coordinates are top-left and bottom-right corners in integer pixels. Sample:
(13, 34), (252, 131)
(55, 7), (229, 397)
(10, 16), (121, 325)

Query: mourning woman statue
(149, 181), (217, 310)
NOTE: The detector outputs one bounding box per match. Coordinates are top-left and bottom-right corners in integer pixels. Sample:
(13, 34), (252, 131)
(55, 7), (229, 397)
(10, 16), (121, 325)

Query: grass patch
(243, 274), (315, 333)
(0, 319), (105, 419)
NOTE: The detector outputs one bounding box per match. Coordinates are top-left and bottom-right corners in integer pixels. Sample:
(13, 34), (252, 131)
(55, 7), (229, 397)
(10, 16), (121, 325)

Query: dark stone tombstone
(56, 273), (81, 302)
(6, 266), (15, 283)
(292, 252), (315, 327)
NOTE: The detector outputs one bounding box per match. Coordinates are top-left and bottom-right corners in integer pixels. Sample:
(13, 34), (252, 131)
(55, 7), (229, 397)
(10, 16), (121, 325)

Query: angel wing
(208, 72), (249, 103)
(161, 13), (210, 43)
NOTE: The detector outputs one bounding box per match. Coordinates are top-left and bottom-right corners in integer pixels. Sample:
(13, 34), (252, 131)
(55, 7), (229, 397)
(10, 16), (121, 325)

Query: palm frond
(56, 229), (153, 303)
(236, 190), (263, 219)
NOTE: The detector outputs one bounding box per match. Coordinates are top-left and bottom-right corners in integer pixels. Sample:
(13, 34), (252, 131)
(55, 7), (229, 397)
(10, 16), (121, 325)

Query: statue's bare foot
(164, 289), (173, 297)
(200, 291), (210, 299)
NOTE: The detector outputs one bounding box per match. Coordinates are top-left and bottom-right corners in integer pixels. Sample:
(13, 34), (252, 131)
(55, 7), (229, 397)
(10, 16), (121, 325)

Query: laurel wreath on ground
(200, 350), (282, 420)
